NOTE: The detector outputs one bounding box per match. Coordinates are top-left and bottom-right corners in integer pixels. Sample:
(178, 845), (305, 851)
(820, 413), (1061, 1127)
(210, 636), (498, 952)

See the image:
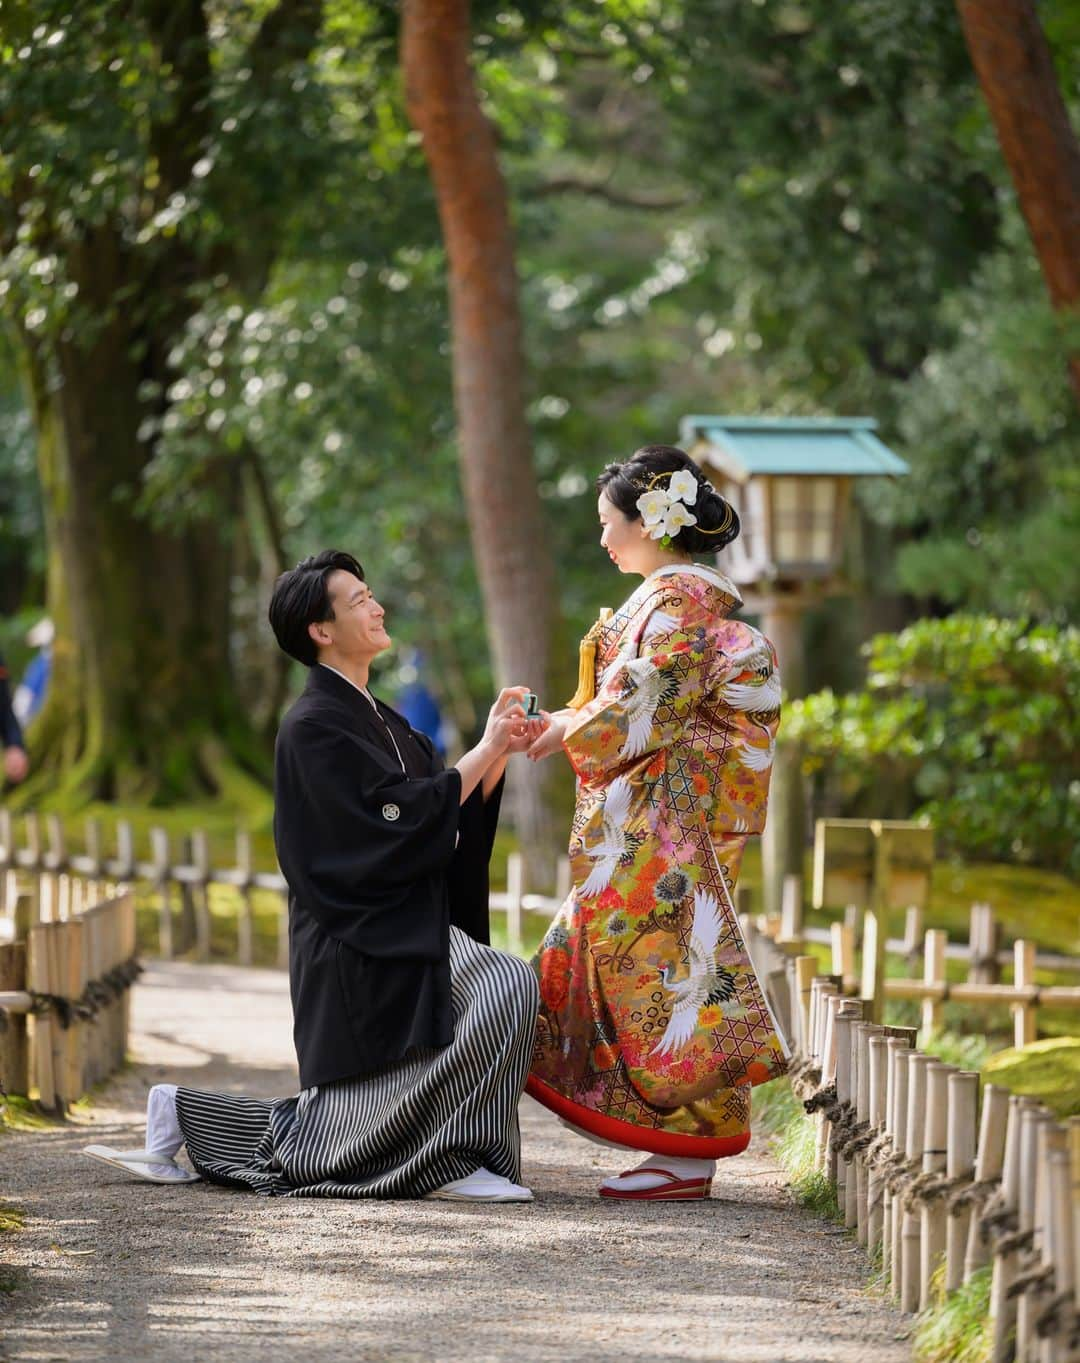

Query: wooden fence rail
(0, 891), (136, 1112)
(746, 920), (1080, 1361)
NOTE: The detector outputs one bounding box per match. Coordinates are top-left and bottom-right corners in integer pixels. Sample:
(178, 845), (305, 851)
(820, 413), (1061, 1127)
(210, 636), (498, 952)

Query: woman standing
(527, 446), (788, 1200)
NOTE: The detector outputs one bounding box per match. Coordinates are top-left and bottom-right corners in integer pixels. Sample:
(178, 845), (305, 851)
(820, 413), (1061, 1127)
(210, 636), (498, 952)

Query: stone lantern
(679, 415), (910, 917)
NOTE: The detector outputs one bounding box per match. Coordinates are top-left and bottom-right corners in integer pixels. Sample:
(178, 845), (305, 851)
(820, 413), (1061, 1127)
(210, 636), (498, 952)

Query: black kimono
(273, 663), (502, 1089)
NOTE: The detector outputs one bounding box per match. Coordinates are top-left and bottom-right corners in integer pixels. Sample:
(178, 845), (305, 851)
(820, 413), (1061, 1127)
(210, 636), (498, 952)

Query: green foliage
(921, 1031), (993, 1073)
(754, 1079), (842, 1220)
(1, 0), (1078, 765)
(786, 616), (1080, 874)
(912, 1266), (992, 1363)
(982, 1038), (1080, 1119)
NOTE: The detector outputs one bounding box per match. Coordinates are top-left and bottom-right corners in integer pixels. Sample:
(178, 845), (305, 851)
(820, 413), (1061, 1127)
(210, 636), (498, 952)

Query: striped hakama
(174, 928), (538, 1199)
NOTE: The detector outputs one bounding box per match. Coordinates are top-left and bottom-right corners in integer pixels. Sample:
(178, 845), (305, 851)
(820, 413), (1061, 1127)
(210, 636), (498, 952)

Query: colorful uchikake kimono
(527, 563), (789, 1159)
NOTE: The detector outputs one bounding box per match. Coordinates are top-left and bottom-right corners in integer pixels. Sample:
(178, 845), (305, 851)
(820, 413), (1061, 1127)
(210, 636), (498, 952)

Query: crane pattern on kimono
(616, 656), (682, 760)
(578, 776), (647, 898)
(651, 886), (739, 1058)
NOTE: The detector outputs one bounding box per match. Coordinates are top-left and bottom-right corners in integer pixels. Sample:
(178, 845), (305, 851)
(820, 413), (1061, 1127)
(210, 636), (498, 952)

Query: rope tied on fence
(947, 1177), (1000, 1215)
(903, 1171), (972, 1209)
(787, 1057), (822, 1099)
(884, 1155), (927, 1197)
(802, 1083), (837, 1115)
(1006, 1260), (1054, 1300)
(28, 955), (142, 1029)
(863, 1130), (895, 1168)
(976, 1195), (1019, 1244)
(996, 1227), (1036, 1258)
(1035, 1291), (1076, 1339)
(837, 1121), (875, 1163)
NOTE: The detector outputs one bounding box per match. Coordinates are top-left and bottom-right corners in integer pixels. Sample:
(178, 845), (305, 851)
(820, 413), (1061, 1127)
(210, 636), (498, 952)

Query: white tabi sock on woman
(600, 1153), (717, 1192)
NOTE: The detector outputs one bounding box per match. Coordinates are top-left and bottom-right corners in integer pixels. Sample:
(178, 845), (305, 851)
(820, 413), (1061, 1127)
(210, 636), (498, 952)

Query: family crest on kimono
(524, 445), (788, 1201)
(84, 550), (545, 1204)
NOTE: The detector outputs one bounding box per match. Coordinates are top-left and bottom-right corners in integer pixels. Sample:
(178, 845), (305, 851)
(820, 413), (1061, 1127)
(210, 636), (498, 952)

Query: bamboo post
(26, 924), (54, 1110)
(884, 1035), (913, 1287)
(794, 956), (817, 1058)
(813, 987), (841, 1172)
(831, 1004), (860, 1195)
(1043, 1148), (1073, 1363)
(922, 929), (948, 1038)
(965, 1083), (1011, 1280)
(944, 1071), (978, 1292)
(830, 921), (857, 995)
(235, 831), (255, 968)
(815, 981), (839, 1070)
(151, 827), (173, 959)
(46, 922), (68, 1109)
(990, 1096), (1028, 1363)
(62, 916), (86, 1106)
(867, 1033), (889, 1254)
(778, 873), (803, 946)
(120, 891), (136, 1070)
(1013, 940), (1037, 1048)
(847, 1021), (867, 1231)
(786, 958), (801, 1055)
(901, 1053), (933, 1312)
(920, 1062), (953, 1309)
(861, 906), (886, 1025)
(854, 1023), (883, 1243)
(1015, 1105), (1051, 1363)
(191, 829), (211, 962)
(902, 906), (923, 961)
(506, 852), (524, 954)
(0, 942), (28, 1096)
(969, 903), (1000, 985)
(82, 906), (98, 1087)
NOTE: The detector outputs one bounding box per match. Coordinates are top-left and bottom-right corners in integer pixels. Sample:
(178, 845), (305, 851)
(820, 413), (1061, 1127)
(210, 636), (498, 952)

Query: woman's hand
(507, 713), (548, 754)
(527, 710), (569, 762)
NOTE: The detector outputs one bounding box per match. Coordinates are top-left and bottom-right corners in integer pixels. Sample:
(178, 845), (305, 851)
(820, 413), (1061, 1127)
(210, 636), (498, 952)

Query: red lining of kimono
(525, 1075), (752, 1159)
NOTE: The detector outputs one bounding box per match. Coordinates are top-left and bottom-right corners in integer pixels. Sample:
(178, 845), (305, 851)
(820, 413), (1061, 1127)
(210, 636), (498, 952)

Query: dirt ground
(0, 960), (911, 1363)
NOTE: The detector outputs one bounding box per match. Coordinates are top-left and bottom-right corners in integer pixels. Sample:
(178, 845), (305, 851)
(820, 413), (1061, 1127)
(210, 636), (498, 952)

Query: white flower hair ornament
(634, 471), (700, 548)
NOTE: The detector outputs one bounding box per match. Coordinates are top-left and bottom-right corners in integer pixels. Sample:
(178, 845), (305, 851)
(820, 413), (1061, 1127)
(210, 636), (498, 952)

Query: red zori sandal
(598, 1166), (714, 1201)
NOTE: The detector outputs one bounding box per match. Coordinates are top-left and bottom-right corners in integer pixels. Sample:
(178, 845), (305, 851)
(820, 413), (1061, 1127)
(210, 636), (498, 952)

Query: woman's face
(598, 490), (649, 575)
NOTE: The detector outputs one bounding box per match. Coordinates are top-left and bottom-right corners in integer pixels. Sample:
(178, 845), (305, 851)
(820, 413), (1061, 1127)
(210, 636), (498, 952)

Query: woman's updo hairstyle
(596, 444), (740, 554)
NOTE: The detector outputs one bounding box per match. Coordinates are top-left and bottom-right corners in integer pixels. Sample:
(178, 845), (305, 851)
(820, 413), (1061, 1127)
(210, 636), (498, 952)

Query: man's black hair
(268, 550), (365, 667)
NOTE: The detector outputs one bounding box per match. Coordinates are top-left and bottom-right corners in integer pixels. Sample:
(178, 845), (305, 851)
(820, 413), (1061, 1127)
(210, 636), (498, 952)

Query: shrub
(784, 616), (1080, 875)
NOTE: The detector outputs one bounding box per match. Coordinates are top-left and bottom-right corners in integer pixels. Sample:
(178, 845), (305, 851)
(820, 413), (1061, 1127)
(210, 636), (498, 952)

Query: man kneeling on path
(84, 550), (543, 1203)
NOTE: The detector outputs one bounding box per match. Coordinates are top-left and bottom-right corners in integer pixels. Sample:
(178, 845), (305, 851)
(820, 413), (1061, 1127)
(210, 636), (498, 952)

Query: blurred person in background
(0, 648), (28, 787)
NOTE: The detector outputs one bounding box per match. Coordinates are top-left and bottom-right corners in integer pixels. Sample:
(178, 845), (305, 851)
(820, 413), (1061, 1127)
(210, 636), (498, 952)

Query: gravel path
(0, 961), (910, 1363)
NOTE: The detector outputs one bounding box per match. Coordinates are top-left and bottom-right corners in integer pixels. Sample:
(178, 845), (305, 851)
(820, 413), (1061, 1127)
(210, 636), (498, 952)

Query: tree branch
(531, 175), (694, 211)
(248, 0), (325, 86)
(143, 0), (214, 205)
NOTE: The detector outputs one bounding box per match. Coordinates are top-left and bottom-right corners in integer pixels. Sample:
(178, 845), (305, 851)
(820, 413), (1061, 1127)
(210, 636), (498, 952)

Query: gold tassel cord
(565, 608), (612, 709)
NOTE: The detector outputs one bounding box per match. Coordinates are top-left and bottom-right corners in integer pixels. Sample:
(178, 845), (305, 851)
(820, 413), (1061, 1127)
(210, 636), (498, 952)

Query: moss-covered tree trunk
(18, 297), (248, 805)
(0, 0), (326, 808)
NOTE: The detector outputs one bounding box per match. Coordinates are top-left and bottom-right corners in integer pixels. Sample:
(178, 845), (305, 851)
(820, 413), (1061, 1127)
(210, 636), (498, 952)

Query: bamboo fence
(744, 917), (1080, 1362)
(0, 886), (136, 1113)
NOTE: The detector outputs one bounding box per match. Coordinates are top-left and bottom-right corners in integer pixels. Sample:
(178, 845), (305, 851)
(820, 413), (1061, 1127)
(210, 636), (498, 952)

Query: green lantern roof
(679, 415), (909, 483)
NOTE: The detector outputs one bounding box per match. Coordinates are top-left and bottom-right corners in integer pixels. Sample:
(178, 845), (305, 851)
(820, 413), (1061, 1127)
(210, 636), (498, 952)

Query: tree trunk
(15, 269), (259, 807)
(401, 0), (558, 882)
(955, 0), (1080, 397)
